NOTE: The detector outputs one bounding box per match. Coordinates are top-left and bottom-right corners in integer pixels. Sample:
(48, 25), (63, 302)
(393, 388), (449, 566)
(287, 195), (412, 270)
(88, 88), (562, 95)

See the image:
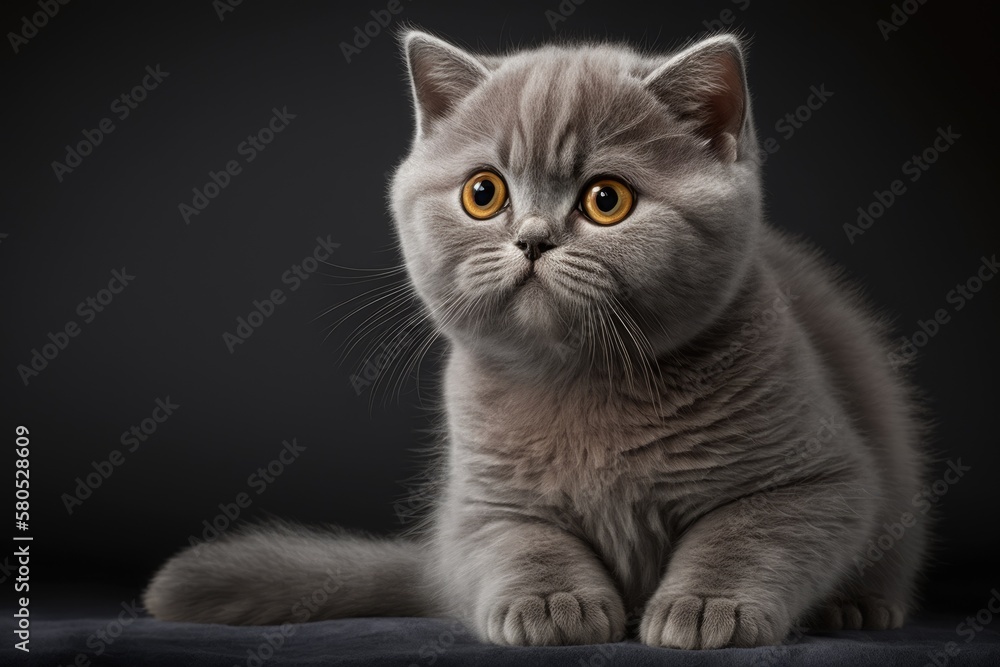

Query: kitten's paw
(805, 596), (905, 631)
(640, 594), (790, 649)
(484, 590), (625, 646)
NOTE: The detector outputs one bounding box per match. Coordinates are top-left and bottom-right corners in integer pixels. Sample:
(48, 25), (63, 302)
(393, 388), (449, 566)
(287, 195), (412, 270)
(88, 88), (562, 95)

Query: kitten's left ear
(643, 35), (750, 163)
(402, 30), (489, 139)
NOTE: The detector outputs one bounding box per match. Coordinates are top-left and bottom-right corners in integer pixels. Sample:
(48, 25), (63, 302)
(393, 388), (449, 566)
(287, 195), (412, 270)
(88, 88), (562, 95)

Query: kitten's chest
(454, 372), (724, 498)
(447, 365), (720, 605)
(463, 387), (677, 604)
(463, 381), (653, 492)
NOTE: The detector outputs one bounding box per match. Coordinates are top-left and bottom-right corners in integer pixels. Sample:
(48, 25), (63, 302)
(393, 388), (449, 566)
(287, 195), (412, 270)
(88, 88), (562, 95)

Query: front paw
(483, 589), (625, 646)
(805, 595), (905, 631)
(640, 594), (790, 649)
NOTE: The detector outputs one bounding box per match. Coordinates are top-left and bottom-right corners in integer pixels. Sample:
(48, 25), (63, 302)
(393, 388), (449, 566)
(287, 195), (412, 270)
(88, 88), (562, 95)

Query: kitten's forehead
(466, 47), (663, 183)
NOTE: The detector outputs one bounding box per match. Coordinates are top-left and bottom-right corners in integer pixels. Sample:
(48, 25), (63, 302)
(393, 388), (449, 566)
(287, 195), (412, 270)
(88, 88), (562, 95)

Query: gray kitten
(144, 31), (927, 649)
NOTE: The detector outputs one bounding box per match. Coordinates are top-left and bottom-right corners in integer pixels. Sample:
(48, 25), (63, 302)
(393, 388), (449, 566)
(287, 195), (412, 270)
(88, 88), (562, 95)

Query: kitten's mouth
(515, 263), (541, 288)
(509, 263), (555, 317)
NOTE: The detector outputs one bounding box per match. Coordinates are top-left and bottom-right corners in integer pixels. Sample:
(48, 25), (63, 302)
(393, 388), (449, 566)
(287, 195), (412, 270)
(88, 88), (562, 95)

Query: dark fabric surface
(6, 616), (1000, 666)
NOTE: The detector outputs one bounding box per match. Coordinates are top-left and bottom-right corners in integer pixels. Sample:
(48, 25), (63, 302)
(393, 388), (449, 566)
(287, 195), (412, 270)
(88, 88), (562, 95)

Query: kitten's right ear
(403, 30), (489, 139)
(643, 35), (749, 163)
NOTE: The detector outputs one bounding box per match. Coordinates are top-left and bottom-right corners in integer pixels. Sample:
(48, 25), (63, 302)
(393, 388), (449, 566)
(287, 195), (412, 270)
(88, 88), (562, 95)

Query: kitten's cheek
(453, 256), (526, 301)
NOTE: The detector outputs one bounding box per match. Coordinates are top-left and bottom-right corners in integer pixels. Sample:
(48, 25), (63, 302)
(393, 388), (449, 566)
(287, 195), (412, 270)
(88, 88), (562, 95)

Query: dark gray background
(1, 0), (996, 618)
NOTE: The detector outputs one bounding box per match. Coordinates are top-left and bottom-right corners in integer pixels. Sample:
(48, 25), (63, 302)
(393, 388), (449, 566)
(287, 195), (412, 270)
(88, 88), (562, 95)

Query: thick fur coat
(144, 31), (926, 649)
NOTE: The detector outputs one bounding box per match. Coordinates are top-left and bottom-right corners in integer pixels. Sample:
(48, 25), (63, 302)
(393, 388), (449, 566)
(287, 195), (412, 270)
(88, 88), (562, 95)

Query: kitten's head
(391, 31), (762, 372)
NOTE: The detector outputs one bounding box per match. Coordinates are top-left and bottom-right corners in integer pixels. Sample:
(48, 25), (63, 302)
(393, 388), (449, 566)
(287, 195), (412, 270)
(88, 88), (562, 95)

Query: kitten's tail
(143, 522), (434, 625)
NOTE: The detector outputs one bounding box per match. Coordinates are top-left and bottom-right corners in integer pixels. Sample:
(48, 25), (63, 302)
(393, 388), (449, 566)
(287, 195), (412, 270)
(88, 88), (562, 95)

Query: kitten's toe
(805, 596), (905, 631)
(485, 590), (624, 646)
(640, 594), (789, 649)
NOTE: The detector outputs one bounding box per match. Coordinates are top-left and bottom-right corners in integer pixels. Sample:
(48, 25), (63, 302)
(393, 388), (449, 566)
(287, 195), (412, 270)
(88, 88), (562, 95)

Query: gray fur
(144, 31), (926, 649)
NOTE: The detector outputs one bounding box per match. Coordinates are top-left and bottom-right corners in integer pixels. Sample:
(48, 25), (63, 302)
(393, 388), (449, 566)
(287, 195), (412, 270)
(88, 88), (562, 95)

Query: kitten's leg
(640, 479), (875, 649)
(442, 518), (626, 646)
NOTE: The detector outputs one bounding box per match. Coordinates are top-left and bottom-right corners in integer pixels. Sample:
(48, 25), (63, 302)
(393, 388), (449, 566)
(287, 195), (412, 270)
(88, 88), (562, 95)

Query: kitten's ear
(643, 35), (749, 163)
(403, 30), (489, 138)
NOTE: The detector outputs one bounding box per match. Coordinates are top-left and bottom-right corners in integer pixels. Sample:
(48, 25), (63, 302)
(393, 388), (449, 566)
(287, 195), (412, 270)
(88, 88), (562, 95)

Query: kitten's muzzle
(514, 217), (558, 262)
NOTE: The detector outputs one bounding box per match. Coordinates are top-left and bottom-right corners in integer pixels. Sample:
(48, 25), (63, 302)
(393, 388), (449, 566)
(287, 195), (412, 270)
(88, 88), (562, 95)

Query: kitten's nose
(515, 238), (556, 261)
(514, 218), (557, 262)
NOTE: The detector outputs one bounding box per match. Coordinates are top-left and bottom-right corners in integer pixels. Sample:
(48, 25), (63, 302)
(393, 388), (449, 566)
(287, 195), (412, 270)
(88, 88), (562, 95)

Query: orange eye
(581, 178), (634, 225)
(461, 170), (508, 220)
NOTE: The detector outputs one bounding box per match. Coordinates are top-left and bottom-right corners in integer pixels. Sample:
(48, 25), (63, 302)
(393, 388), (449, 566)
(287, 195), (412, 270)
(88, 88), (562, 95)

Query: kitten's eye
(581, 178), (634, 225)
(461, 170), (508, 220)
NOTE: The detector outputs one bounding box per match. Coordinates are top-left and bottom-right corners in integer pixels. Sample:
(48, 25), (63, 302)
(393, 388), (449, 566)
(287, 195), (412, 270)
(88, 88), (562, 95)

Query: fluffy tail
(143, 522), (432, 625)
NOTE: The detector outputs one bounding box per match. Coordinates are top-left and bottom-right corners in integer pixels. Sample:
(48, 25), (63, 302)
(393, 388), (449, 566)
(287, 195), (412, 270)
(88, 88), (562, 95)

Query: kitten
(144, 31), (927, 649)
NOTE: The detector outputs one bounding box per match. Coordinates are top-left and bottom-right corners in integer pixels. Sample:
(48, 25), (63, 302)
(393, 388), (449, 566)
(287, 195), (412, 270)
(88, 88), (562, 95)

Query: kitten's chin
(510, 279), (564, 340)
